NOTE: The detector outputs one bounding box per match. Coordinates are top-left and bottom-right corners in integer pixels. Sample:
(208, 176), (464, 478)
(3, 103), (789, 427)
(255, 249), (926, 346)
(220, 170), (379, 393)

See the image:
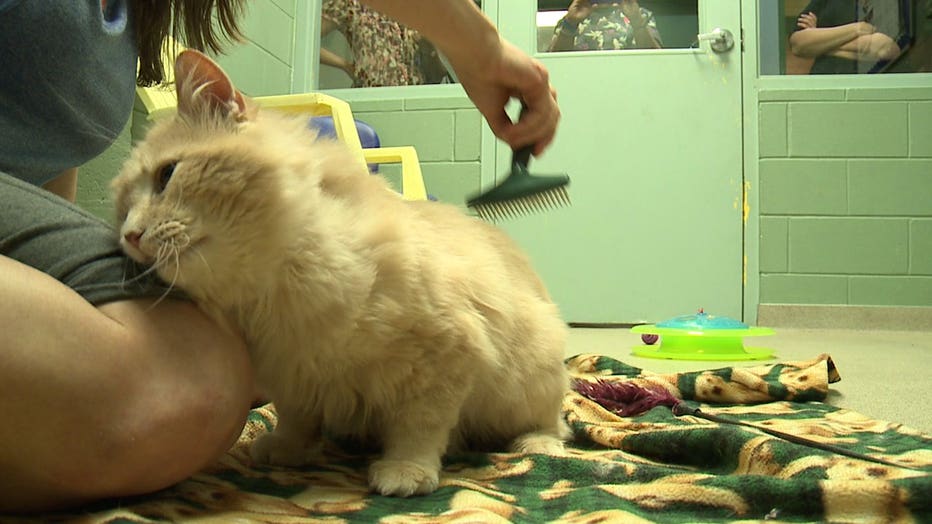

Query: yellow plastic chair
(360, 146), (428, 201)
(249, 92), (364, 153)
(245, 94), (427, 200)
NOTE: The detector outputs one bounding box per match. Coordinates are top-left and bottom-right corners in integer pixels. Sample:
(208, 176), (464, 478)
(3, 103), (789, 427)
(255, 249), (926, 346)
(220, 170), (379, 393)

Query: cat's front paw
(250, 432), (322, 467)
(368, 459), (439, 497)
(512, 432), (566, 456)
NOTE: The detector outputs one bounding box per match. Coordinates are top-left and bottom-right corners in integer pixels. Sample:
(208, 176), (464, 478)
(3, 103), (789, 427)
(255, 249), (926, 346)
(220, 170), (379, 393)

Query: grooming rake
(468, 144), (570, 221)
(466, 102), (571, 221)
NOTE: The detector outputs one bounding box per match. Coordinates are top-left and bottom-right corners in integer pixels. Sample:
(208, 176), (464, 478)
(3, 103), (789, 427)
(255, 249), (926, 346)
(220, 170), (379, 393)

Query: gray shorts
(1, 171), (180, 306)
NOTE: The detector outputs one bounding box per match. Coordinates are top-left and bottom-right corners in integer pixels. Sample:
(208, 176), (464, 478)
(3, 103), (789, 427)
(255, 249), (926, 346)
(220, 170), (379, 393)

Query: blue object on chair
(308, 116), (381, 173)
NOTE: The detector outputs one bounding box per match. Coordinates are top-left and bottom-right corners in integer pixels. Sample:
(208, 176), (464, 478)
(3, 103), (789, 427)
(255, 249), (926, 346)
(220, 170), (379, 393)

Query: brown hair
(134, 0), (247, 86)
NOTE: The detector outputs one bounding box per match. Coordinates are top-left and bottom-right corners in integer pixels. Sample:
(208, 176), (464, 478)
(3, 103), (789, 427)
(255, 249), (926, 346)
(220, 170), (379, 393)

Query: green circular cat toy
(631, 309), (775, 361)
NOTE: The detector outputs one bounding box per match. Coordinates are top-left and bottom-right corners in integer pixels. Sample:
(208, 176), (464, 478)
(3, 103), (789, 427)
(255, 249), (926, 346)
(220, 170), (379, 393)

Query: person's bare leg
(0, 255), (255, 513)
(41, 167), (78, 202)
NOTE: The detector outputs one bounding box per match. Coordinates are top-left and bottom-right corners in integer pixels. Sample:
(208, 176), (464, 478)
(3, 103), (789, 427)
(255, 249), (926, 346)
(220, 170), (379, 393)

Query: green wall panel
(215, 44), (292, 96)
(377, 162), (481, 205)
(788, 218), (909, 275)
(759, 159), (846, 215)
(454, 111), (482, 161)
(241, 0), (295, 64)
(788, 102), (909, 158)
(328, 91), (482, 204)
(405, 98), (475, 110)
(356, 111), (455, 162)
(846, 87), (932, 101)
(911, 219), (932, 275)
(848, 160), (932, 216)
(760, 274), (848, 304)
(756, 84), (932, 309)
(348, 99), (405, 112)
(759, 217), (788, 272)
(422, 163), (482, 204)
(212, 0), (296, 97)
(758, 103), (787, 157)
(269, 0), (295, 17)
(758, 89), (845, 102)
(909, 102), (932, 157)
(849, 276), (932, 306)
(77, 120), (131, 222)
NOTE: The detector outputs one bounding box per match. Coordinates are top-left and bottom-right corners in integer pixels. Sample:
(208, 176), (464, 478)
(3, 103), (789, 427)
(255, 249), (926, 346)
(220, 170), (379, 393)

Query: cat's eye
(156, 162), (177, 193)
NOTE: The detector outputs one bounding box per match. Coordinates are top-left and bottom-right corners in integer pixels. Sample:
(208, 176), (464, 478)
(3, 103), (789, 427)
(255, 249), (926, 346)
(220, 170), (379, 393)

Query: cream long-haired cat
(112, 50), (570, 497)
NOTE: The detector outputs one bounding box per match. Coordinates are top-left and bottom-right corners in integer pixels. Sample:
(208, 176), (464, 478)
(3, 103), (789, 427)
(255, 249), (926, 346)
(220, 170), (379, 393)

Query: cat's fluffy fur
(112, 50), (570, 497)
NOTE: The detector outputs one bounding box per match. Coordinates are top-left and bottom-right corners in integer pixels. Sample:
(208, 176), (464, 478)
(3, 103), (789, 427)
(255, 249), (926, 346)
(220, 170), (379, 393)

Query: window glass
(536, 1), (699, 52)
(317, 0), (473, 89)
(762, 0), (931, 75)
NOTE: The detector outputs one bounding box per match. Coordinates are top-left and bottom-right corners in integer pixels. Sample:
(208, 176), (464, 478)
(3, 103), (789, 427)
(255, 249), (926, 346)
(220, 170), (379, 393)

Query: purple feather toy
(572, 379), (678, 417)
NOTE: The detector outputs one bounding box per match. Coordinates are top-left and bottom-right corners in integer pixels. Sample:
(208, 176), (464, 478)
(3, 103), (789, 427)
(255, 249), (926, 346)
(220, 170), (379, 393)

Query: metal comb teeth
(473, 186), (571, 222)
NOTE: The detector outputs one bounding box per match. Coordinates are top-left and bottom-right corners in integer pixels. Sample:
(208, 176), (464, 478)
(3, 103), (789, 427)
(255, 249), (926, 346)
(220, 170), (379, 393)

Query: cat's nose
(124, 231), (142, 248)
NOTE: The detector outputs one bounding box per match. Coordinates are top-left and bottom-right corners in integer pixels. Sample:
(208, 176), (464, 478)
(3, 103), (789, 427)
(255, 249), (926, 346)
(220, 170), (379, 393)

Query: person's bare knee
(88, 299), (255, 496)
(0, 294), (254, 513)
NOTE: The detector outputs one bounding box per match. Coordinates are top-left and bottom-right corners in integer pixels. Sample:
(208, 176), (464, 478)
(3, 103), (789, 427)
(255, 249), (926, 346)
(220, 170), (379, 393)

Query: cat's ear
(174, 49), (252, 122)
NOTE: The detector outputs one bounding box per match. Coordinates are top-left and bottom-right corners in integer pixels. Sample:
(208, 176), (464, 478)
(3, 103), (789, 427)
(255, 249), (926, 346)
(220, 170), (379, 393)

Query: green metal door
(490, 0), (745, 324)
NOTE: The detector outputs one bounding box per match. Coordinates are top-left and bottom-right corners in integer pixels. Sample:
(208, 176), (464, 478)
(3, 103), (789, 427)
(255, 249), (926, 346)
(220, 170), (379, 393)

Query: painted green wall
(213, 0), (296, 97)
(77, 121), (132, 222)
(757, 87), (932, 307)
(77, 1), (932, 312)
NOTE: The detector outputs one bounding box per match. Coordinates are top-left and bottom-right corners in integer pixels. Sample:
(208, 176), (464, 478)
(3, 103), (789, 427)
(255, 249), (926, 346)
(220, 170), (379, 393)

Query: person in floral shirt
(548, 0), (662, 51)
(322, 0), (449, 86)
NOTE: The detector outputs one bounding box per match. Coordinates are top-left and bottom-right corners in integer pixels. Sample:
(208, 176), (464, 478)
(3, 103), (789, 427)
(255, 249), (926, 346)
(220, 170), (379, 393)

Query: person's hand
(453, 38), (560, 156)
(356, 0), (560, 154)
(797, 11), (818, 30)
(857, 20), (877, 35)
(342, 60), (356, 81)
(565, 0), (594, 24)
(619, 0), (643, 24)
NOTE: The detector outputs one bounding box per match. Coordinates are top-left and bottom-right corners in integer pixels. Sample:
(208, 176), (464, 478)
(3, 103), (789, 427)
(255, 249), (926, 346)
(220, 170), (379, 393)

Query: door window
(536, 0), (699, 52)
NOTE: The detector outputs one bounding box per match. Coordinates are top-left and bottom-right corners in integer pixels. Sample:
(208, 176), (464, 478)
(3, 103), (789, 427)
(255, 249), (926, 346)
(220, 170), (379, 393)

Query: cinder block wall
(758, 86), (932, 307)
(345, 96), (483, 204)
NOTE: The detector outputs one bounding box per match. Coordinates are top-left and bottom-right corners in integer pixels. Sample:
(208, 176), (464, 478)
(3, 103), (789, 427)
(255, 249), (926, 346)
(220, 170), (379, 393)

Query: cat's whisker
(153, 243), (171, 267)
(144, 241), (175, 278)
(119, 258), (131, 292)
(118, 255), (164, 288)
(175, 232), (191, 249)
(174, 184), (186, 210)
(169, 241), (182, 287)
(144, 241), (182, 312)
(189, 244), (213, 275)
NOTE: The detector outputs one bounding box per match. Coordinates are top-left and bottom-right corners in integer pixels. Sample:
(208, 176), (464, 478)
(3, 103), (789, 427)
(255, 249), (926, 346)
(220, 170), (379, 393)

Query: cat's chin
(119, 242), (152, 266)
(120, 242), (196, 287)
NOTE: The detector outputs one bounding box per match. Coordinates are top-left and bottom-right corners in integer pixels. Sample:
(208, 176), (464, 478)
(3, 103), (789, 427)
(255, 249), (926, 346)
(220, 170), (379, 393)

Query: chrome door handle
(697, 28), (734, 52)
